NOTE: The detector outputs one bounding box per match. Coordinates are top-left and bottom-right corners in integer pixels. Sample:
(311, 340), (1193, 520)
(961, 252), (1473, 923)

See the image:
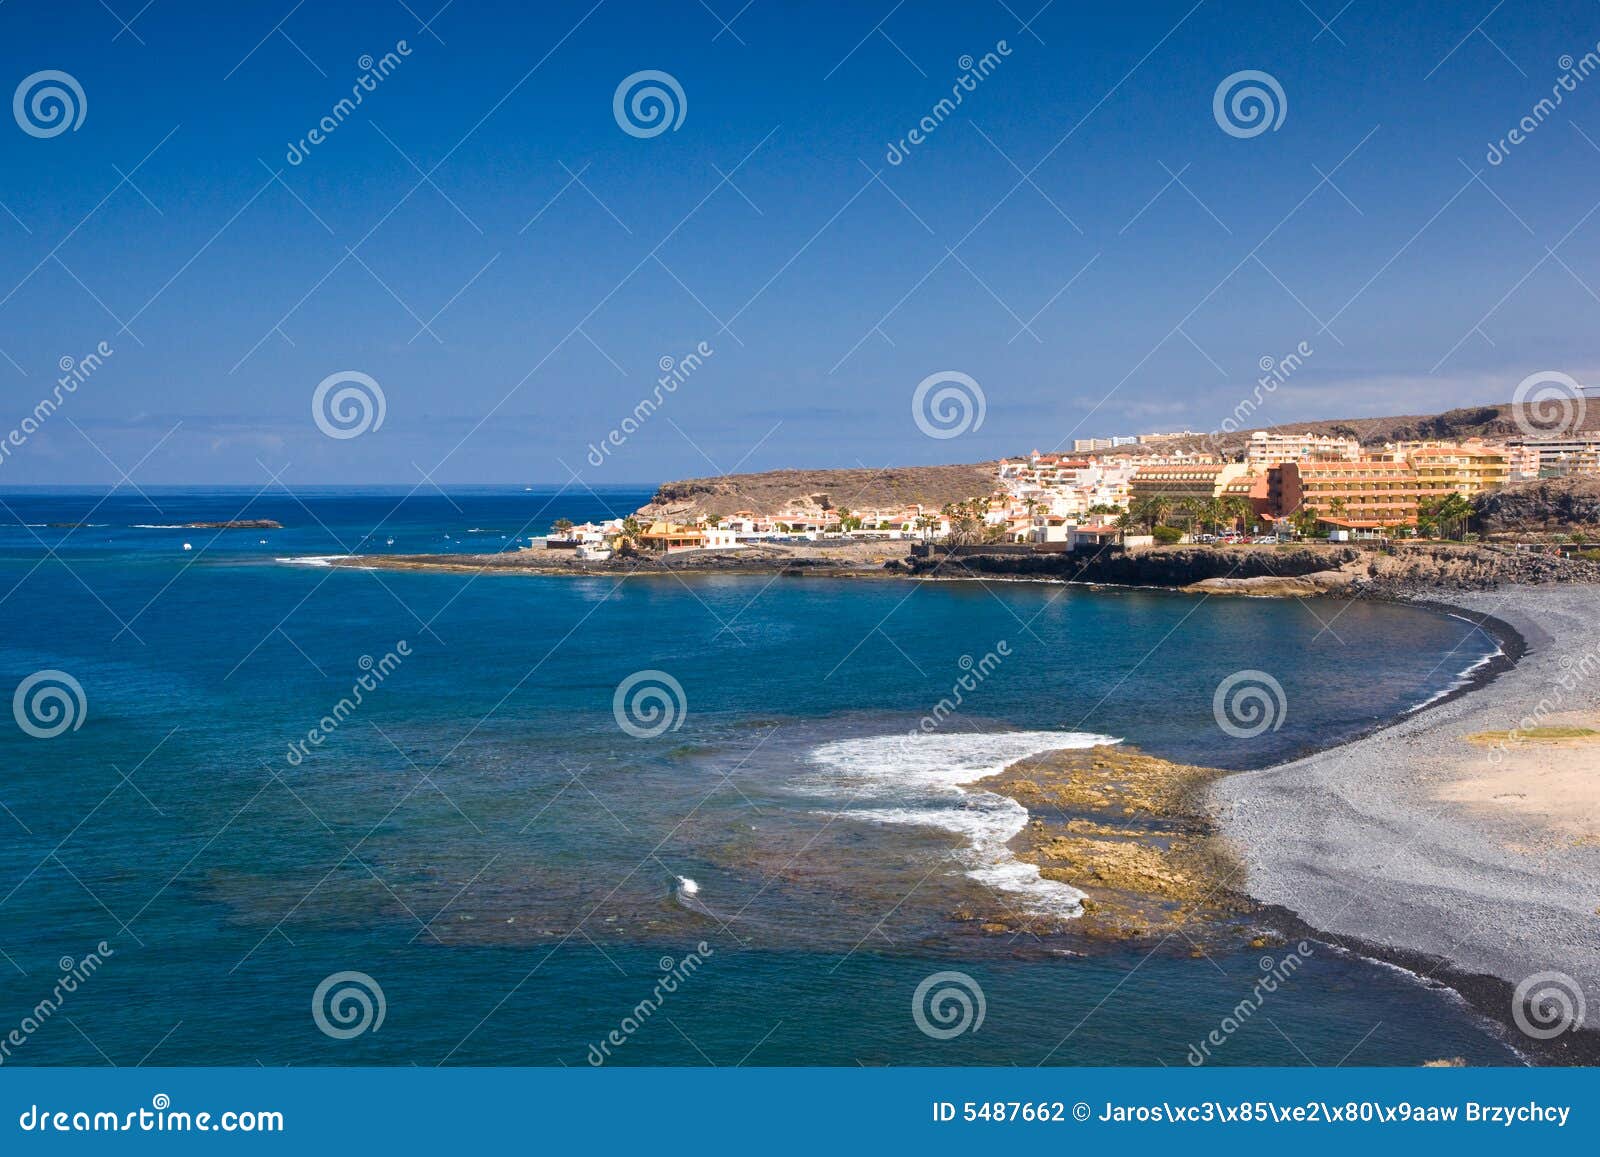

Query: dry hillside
(634, 464), (999, 520)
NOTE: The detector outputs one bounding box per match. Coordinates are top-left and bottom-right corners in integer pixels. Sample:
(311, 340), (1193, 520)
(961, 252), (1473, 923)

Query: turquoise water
(0, 488), (1519, 1066)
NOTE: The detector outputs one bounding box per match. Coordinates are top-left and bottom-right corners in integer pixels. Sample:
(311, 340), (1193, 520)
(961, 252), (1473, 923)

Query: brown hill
(1474, 476), (1600, 534)
(1093, 404), (1535, 458)
(635, 464), (998, 520)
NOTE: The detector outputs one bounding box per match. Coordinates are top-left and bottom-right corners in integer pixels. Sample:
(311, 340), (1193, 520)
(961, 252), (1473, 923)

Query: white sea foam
(673, 874), (716, 918)
(806, 730), (1119, 919)
(275, 555), (351, 568)
(1404, 646), (1503, 714)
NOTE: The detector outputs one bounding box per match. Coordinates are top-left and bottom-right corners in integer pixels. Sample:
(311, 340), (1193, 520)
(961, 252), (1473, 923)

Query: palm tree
(1142, 495), (1172, 531)
(1416, 495), (1442, 539)
(943, 500), (984, 545)
(551, 518), (574, 538)
(1436, 492), (1473, 540)
(1223, 496), (1253, 533)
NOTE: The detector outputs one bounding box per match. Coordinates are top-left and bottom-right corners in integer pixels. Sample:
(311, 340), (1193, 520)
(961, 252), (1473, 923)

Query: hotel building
(1275, 459), (1427, 530)
(1243, 430), (1362, 468)
(1393, 444), (1511, 495)
(1129, 461), (1251, 504)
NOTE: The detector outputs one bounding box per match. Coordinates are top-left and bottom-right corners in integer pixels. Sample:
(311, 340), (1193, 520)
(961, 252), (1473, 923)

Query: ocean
(0, 486), (1521, 1066)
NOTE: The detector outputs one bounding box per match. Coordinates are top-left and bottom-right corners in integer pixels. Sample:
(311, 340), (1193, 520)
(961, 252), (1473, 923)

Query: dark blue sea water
(0, 487), (1519, 1066)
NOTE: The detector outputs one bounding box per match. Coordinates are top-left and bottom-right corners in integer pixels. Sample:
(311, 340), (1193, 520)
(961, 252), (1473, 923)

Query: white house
(701, 525), (741, 549)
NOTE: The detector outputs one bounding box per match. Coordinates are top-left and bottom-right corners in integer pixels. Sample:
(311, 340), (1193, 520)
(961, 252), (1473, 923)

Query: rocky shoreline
(322, 540), (908, 579)
(324, 539), (1600, 597)
(975, 745), (1250, 945)
(904, 541), (1600, 596)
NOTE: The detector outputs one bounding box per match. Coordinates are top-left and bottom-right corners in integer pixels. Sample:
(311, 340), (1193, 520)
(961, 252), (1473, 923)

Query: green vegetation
(940, 496), (993, 545)
(1467, 726), (1600, 744)
(1417, 492), (1474, 539)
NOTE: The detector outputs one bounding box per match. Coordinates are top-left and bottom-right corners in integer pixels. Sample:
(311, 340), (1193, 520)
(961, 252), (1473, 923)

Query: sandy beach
(1212, 583), (1600, 1047)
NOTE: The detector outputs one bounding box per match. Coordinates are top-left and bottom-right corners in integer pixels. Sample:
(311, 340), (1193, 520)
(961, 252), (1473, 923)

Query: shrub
(1151, 525), (1183, 545)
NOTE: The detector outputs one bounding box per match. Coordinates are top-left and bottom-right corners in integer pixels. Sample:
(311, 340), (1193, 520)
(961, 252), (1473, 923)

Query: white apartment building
(1507, 432), (1600, 475)
(1243, 430), (1361, 468)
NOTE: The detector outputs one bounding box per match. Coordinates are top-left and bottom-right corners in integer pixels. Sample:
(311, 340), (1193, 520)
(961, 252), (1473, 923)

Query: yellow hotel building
(1390, 443), (1511, 495)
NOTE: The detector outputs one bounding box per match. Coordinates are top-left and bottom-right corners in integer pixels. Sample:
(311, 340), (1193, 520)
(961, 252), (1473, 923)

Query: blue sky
(4, 0), (1600, 484)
